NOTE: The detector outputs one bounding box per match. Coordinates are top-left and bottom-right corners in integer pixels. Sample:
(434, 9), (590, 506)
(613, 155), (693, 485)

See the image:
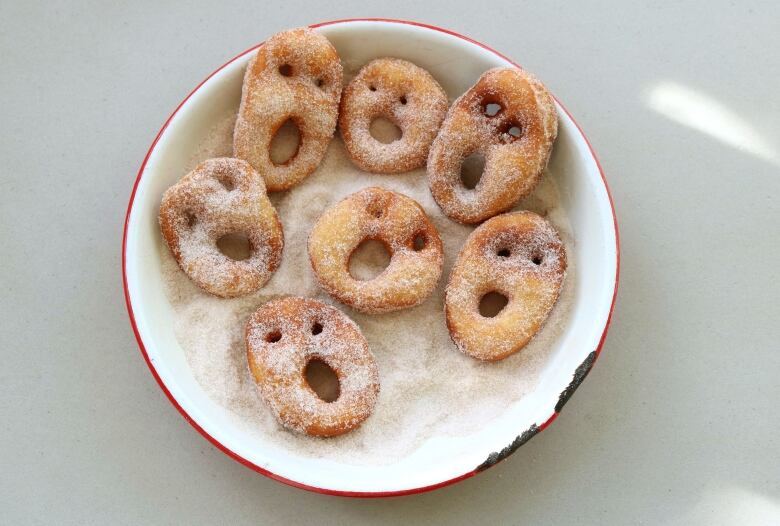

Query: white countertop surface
(2, 1), (778, 524)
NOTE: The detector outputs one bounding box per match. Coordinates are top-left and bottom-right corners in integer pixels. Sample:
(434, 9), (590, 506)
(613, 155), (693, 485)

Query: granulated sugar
(161, 108), (576, 464)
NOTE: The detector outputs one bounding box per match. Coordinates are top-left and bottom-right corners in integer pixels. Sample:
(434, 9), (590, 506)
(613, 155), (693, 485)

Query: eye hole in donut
(278, 64), (293, 77)
(311, 322), (323, 335)
(214, 172), (235, 191)
(216, 233), (252, 261)
(349, 239), (391, 281)
(265, 330), (282, 343)
(497, 248), (511, 258)
(369, 117), (402, 144)
(499, 121), (523, 142)
(369, 85), (377, 91)
(479, 291), (509, 318)
(399, 95), (407, 105)
(184, 213), (197, 228)
(304, 358), (340, 402)
(270, 119), (301, 166)
(460, 153), (486, 190)
(316, 78), (325, 88)
(531, 253), (544, 265)
(412, 234), (426, 251)
(483, 102), (502, 117)
(366, 200), (384, 218)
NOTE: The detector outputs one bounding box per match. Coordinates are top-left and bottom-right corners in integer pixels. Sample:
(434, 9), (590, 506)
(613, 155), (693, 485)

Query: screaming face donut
(428, 67), (558, 224)
(339, 58), (448, 173)
(445, 211), (566, 361)
(308, 187), (444, 314)
(159, 157), (283, 298)
(245, 297), (380, 437)
(233, 28), (343, 191)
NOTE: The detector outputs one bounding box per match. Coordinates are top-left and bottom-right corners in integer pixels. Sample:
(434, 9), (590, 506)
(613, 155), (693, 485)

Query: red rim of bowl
(122, 17), (620, 498)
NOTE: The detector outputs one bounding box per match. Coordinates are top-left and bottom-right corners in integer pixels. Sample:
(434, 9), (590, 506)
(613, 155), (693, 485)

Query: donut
(159, 157), (283, 298)
(339, 58), (448, 173)
(428, 67), (558, 224)
(233, 28), (343, 192)
(445, 211), (566, 361)
(245, 297), (380, 437)
(308, 187), (444, 314)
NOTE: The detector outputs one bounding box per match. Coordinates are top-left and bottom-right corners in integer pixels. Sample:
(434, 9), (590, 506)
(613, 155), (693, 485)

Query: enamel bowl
(123, 18), (619, 497)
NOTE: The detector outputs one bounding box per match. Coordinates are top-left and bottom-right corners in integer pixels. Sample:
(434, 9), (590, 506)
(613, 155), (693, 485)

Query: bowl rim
(122, 17), (620, 498)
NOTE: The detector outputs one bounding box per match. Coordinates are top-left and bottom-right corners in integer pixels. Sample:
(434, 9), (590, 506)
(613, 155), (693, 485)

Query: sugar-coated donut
(159, 157), (283, 298)
(245, 297), (380, 437)
(445, 211), (566, 361)
(339, 58), (448, 173)
(234, 28), (343, 191)
(308, 187), (444, 314)
(428, 67), (558, 224)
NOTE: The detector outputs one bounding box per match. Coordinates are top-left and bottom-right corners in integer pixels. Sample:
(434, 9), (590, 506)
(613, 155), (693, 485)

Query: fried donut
(233, 28), (343, 191)
(445, 211), (566, 361)
(428, 67), (558, 224)
(339, 58), (448, 173)
(245, 297), (380, 437)
(308, 187), (443, 314)
(159, 157), (283, 298)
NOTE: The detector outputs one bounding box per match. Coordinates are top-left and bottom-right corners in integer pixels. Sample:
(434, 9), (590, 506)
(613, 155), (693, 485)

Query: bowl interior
(124, 20), (617, 494)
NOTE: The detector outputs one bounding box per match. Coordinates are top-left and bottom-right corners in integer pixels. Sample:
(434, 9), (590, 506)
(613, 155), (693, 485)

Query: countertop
(1, 1), (778, 524)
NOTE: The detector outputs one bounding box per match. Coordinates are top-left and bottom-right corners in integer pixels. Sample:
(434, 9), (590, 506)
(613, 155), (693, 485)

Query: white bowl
(122, 18), (619, 497)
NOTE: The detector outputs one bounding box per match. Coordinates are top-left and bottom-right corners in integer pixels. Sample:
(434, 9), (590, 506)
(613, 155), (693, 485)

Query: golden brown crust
(233, 28), (343, 191)
(444, 211), (566, 361)
(245, 297), (380, 437)
(428, 67), (558, 224)
(159, 157), (283, 298)
(339, 58), (448, 173)
(308, 187), (444, 314)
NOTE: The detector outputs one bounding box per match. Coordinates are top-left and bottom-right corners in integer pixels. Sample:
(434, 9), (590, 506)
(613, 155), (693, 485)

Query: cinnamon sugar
(161, 102), (576, 464)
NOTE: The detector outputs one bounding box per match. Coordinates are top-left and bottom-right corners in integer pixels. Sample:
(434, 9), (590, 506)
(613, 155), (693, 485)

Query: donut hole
(412, 234), (426, 251)
(497, 248), (511, 258)
(265, 330), (282, 343)
(278, 64), (293, 77)
(483, 102), (502, 117)
(399, 95), (408, 105)
(500, 121), (523, 143)
(216, 233), (252, 261)
(349, 239), (391, 281)
(479, 291), (509, 318)
(270, 119), (301, 165)
(369, 117), (402, 144)
(311, 322), (323, 335)
(214, 173), (234, 191)
(460, 153), (486, 190)
(304, 358), (340, 402)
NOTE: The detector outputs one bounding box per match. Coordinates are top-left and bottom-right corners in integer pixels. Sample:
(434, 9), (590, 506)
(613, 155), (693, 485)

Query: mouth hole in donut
(366, 200), (384, 218)
(304, 358), (340, 402)
(412, 234), (426, 251)
(369, 117), (402, 144)
(497, 248), (511, 258)
(311, 322), (323, 335)
(278, 64), (293, 77)
(483, 102), (502, 117)
(479, 291), (509, 318)
(349, 239), (391, 281)
(460, 153), (486, 190)
(216, 233), (252, 261)
(270, 119), (301, 166)
(265, 330), (282, 343)
(185, 213), (197, 228)
(399, 95), (408, 105)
